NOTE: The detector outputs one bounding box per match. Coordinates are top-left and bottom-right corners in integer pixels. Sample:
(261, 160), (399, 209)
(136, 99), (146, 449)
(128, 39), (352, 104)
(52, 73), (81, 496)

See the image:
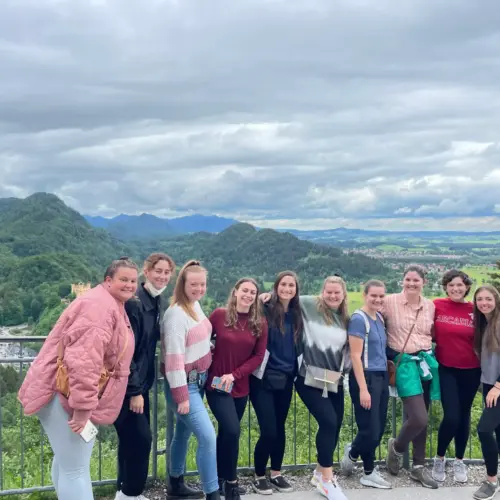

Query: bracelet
(495, 383), (500, 390)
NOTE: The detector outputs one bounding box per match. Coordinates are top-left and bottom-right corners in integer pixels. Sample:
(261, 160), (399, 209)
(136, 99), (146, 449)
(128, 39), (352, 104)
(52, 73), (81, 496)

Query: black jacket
(125, 283), (167, 397)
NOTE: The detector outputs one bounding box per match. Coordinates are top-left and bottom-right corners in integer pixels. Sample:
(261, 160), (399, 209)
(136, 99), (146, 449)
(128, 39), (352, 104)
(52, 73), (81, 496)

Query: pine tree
(489, 260), (500, 291)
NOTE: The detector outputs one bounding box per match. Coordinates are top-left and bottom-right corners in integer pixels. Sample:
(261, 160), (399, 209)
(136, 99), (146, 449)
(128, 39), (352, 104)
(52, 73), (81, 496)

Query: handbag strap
(395, 307), (422, 369)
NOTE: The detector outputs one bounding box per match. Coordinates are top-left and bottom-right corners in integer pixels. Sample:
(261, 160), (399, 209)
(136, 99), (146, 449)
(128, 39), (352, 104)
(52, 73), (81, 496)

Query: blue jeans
(164, 374), (218, 494)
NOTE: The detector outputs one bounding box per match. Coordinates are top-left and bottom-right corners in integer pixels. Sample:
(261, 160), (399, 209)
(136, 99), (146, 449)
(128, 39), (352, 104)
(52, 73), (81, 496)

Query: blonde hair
(225, 277), (263, 337)
(316, 275), (349, 328)
(170, 260), (207, 321)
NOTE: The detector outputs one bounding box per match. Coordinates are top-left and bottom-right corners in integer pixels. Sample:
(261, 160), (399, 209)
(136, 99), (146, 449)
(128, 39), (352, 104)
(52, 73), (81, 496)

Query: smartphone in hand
(211, 376), (234, 393)
(80, 420), (98, 442)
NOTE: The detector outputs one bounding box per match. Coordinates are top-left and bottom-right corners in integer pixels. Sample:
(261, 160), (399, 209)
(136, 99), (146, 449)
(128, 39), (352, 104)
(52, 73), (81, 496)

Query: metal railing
(0, 336), (485, 496)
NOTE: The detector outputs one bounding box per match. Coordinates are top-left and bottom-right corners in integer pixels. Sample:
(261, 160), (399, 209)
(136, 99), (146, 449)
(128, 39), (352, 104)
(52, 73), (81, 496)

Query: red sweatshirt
(433, 297), (479, 369)
(206, 308), (268, 398)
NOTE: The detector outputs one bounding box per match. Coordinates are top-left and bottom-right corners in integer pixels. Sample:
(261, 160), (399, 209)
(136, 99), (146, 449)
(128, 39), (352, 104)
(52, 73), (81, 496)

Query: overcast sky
(1, 0), (500, 231)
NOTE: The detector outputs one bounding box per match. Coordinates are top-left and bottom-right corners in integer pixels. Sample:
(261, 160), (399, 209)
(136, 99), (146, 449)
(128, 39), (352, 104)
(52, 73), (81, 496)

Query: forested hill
(0, 192), (389, 326)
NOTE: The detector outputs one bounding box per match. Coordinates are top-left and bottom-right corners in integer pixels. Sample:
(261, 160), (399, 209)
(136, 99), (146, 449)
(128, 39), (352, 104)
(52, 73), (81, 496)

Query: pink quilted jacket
(18, 284), (135, 425)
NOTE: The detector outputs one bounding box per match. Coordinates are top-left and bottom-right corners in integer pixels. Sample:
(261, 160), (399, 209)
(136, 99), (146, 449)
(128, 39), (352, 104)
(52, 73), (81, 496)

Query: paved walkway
(244, 487), (477, 500)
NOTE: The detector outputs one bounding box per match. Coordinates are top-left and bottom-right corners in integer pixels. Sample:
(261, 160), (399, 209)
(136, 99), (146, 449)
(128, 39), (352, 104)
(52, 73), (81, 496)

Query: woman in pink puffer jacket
(18, 257), (138, 500)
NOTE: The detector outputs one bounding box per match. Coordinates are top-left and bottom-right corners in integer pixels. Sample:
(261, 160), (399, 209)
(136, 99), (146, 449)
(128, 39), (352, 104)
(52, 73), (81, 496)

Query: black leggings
(349, 371), (389, 473)
(294, 375), (344, 468)
(206, 390), (248, 482)
(437, 365), (481, 459)
(478, 384), (500, 477)
(249, 374), (294, 477)
(114, 392), (152, 496)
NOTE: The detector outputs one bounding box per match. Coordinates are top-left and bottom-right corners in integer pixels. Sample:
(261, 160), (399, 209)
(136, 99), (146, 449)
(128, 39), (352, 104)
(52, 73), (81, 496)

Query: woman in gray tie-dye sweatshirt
(294, 276), (350, 500)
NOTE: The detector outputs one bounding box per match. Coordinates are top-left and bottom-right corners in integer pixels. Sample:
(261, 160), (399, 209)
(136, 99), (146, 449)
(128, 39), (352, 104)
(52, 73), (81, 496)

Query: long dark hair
(266, 271), (304, 343)
(474, 284), (500, 354)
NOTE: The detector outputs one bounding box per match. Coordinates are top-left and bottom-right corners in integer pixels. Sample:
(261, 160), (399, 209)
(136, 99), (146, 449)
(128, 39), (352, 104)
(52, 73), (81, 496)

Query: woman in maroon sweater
(432, 269), (479, 484)
(206, 277), (268, 500)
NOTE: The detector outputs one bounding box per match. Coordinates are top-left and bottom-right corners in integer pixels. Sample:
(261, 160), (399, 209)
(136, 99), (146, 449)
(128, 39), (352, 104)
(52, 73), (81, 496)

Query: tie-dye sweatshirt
(297, 295), (348, 377)
(161, 302), (212, 404)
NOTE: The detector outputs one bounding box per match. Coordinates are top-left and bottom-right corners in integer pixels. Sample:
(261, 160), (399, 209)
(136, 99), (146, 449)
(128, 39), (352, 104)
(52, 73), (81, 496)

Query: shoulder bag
(304, 349), (346, 398)
(387, 308), (421, 387)
(56, 327), (130, 399)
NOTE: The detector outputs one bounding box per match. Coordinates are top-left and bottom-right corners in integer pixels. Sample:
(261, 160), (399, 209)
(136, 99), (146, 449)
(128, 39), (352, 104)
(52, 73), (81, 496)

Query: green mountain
(0, 192), (390, 326)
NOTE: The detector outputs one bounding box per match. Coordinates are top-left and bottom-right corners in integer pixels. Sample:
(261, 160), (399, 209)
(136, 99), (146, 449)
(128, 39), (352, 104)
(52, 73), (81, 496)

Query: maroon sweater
(206, 308), (268, 398)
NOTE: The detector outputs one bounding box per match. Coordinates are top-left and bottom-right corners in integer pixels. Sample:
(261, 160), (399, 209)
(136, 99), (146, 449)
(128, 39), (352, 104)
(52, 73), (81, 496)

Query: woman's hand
(486, 387), (500, 408)
(68, 419), (85, 434)
(221, 373), (235, 391)
(259, 292), (271, 303)
(178, 400), (190, 415)
(360, 389), (371, 410)
(130, 394), (144, 414)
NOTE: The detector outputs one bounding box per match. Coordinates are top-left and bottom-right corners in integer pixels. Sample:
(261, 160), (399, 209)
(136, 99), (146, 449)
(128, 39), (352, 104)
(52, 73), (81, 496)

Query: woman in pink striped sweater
(162, 260), (219, 500)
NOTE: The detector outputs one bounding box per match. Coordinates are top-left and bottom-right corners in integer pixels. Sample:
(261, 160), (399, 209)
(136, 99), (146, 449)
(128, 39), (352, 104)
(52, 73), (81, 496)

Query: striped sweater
(161, 302), (212, 404)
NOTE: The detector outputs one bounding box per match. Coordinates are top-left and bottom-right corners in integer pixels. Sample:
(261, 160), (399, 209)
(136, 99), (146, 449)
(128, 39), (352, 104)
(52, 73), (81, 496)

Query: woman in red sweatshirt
(206, 277), (268, 500)
(432, 269), (479, 484)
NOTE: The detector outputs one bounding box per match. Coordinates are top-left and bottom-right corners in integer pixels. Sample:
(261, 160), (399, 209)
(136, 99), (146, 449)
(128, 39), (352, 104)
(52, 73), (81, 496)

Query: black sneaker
(269, 475), (293, 493)
(251, 477), (273, 495)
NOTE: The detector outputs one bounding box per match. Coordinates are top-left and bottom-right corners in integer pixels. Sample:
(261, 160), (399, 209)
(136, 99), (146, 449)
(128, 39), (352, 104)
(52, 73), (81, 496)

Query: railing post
(152, 355), (159, 481)
(166, 395), (175, 488)
(402, 412), (410, 469)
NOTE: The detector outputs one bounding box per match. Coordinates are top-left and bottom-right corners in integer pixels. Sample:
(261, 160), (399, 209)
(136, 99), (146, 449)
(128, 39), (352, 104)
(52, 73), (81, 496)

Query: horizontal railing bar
(0, 337), (47, 342)
(0, 358), (36, 364)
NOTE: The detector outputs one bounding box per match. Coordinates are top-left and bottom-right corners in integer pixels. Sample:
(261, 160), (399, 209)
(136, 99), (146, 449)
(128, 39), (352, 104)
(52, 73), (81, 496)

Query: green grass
(462, 265), (493, 287)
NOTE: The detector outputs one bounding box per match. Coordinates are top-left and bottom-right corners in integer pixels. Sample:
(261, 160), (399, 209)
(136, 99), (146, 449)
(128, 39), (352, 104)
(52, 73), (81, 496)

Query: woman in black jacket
(114, 253), (201, 500)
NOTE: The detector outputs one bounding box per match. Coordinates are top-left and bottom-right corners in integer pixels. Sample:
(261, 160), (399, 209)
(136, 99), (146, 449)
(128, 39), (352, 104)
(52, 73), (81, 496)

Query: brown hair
(225, 277), (263, 337)
(170, 259), (207, 321)
(363, 279), (385, 295)
(104, 256), (138, 280)
(316, 275), (349, 328)
(144, 252), (175, 274)
(441, 269), (473, 297)
(403, 264), (427, 280)
(266, 271), (304, 343)
(474, 284), (500, 354)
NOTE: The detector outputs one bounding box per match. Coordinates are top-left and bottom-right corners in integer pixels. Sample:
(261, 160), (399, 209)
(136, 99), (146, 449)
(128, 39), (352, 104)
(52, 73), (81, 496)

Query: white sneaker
(115, 492), (150, 500)
(311, 469), (322, 488)
(453, 459), (468, 483)
(316, 477), (348, 500)
(360, 469), (391, 489)
(432, 457), (446, 482)
(340, 443), (355, 476)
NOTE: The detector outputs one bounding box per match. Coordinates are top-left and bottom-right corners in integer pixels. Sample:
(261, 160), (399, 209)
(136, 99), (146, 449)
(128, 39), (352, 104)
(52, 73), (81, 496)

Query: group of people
(16, 253), (500, 500)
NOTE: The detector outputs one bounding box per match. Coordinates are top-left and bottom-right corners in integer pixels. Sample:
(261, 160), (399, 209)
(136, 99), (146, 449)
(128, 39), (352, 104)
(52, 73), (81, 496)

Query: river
(0, 324), (37, 362)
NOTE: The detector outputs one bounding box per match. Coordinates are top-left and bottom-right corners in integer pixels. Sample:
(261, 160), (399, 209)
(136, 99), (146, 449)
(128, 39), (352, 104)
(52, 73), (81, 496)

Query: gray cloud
(1, 0), (500, 229)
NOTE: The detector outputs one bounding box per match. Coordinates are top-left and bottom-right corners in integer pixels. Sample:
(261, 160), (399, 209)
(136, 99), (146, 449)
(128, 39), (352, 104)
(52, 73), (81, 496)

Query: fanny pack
(304, 349), (346, 398)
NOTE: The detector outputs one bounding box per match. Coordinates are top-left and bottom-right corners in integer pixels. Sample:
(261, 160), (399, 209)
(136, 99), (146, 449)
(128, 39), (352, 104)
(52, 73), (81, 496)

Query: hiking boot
(167, 476), (204, 499)
(386, 438), (402, 476)
(219, 480), (245, 497)
(360, 468), (391, 489)
(410, 466), (439, 489)
(340, 443), (355, 476)
(269, 475), (292, 493)
(206, 492), (221, 500)
(453, 459), (468, 483)
(473, 481), (499, 500)
(432, 457), (446, 482)
(224, 481), (242, 500)
(251, 477), (272, 495)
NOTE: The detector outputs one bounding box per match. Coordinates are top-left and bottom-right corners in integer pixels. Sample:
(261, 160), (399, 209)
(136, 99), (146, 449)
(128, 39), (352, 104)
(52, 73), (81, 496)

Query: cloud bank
(1, 0), (500, 230)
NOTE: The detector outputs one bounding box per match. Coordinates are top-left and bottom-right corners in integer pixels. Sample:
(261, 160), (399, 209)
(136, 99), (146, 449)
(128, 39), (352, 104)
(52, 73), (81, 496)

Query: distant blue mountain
(84, 213), (239, 240)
